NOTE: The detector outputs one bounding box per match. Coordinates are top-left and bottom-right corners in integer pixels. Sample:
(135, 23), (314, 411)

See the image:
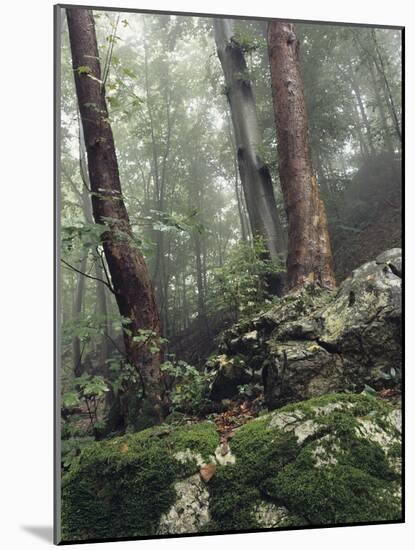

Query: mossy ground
(61, 421), (218, 541)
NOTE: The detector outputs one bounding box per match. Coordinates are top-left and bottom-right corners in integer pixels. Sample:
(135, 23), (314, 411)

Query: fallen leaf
(200, 463), (216, 483)
(120, 443), (129, 453)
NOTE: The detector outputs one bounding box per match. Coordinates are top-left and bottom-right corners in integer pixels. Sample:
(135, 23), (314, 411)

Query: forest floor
(173, 386), (401, 447)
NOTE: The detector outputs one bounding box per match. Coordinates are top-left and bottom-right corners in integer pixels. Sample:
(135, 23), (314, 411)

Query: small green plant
(381, 367), (401, 384)
(63, 374), (109, 431)
(160, 359), (213, 415)
(211, 236), (283, 321)
(61, 436), (95, 472)
(232, 25), (265, 53)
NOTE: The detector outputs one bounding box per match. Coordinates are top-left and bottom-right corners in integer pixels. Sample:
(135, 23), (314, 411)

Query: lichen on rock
(206, 249), (402, 409)
(61, 421), (219, 542)
(253, 501), (290, 528)
(158, 474), (210, 534)
(207, 393), (401, 531)
(61, 393), (401, 539)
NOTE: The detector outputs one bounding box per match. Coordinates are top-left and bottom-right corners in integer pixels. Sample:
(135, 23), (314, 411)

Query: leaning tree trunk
(66, 7), (166, 428)
(268, 21), (336, 290)
(214, 19), (286, 295)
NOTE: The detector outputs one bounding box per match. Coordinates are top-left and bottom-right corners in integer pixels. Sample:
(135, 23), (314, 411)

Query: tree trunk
(182, 270), (189, 330)
(368, 60), (394, 155)
(66, 7), (166, 427)
(194, 231), (206, 321)
(268, 21), (336, 291)
(226, 114), (248, 242)
(350, 76), (376, 157)
(370, 30), (401, 144)
(144, 35), (173, 338)
(72, 251), (87, 377)
(95, 259), (110, 368)
(350, 96), (371, 159)
(214, 19), (285, 295)
(66, 136), (93, 379)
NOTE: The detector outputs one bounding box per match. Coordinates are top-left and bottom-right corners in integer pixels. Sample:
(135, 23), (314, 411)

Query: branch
(95, 246), (114, 292)
(61, 258), (115, 294)
(102, 15), (120, 89)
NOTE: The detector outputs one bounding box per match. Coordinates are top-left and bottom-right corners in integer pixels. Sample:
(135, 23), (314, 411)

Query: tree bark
(370, 30), (401, 144)
(72, 251), (87, 377)
(226, 114), (248, 242)
(268, 21), (336, 291)
(214, 19), (285, 295)
(194, 231), (206, 320)
(66, 7), (166, 427)
(349, 75), (376, 157)
(95, 259), (110, 368)
(368, 60), (394, 155)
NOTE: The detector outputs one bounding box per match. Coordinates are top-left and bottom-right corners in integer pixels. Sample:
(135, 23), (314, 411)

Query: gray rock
(207, 250), (401, 409)
(208, 354), (255, 401)
(158, 474), (210, 534)
(253, 502), (290, 528)
(61, 394), (401, 540)
(159, 395), (402, 533)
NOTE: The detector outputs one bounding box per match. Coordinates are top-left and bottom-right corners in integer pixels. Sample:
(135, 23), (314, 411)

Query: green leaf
(75, 65), (92, 75)
(62, 391), (80, 408)
(362, 384), (377, 396)
(107, 95), (121, 109)
(122, 67), (137, 79)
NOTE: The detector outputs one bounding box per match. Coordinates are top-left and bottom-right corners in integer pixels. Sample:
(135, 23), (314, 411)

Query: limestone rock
(207, 354), (253, 401)
(158, 474), (210, 534)
(253, 501), (290, 528)
(207, 249), (401, 409)
(61, 394), (401, 540)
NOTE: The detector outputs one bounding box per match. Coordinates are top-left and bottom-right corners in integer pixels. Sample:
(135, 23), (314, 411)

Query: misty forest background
(59, 10), (401, 465)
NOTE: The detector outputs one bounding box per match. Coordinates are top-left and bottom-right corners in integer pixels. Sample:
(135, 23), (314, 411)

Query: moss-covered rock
(61, 421), (219, 541)
(207, 249), (402, 408)
(207, 393), (401, 531)
(62, 393), (401, 540)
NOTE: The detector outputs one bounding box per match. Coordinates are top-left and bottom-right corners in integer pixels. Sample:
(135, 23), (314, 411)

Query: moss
(209, 417), (299, 531)
(61, 421), (218, 542)
(263, 395), (400, 525)
(209, 393), (401, 530)
(266, 459), (401, 525)
(168, 421), (219, 461)
(345, 438), (398, 481)
(62, 394), (401, 538)
(388, 441), (401, 459)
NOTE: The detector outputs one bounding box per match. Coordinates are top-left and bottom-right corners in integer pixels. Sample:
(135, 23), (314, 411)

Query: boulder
(207, 249), (402, 408)
(61, 393), (401, 540)
(61, 421), (219, 542)
(207, 353), (259, 402)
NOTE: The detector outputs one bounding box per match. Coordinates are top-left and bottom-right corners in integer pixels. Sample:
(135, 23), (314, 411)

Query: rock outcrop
(61, 393), (401, 541)
(208, 249), (402, 409)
